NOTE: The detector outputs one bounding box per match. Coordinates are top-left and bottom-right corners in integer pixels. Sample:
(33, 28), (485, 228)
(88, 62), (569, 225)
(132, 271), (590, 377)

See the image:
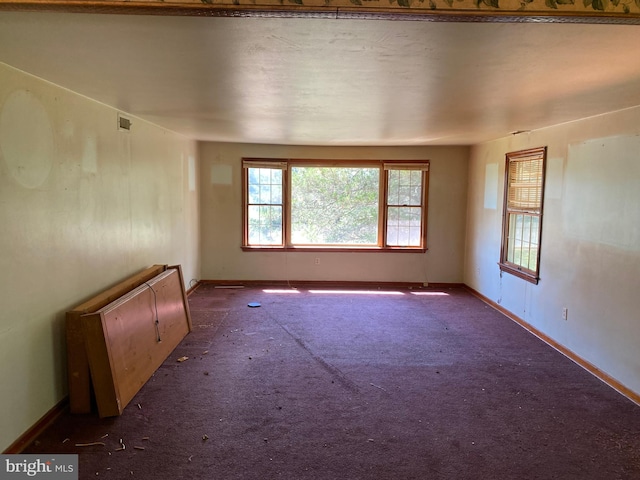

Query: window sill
(499, 263), (539, 285)
(242, 246), (427, 253)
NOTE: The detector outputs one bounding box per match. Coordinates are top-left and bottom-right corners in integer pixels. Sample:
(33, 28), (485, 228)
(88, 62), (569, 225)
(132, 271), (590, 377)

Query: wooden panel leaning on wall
(81, 267), (192, 417)
(66, 265), (192, 416)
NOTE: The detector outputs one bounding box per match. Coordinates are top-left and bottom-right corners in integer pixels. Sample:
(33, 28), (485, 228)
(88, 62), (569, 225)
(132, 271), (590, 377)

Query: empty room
(1, 1), (639, 478)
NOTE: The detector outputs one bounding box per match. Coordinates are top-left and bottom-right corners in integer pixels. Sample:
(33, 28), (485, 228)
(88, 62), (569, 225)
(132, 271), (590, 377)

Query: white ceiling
(1, 11), (640, 146)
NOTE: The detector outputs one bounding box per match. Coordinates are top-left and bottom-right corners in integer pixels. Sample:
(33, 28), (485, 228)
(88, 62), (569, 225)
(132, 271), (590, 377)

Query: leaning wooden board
(66, 264), (168, 414)
(81, 268), (192, 417)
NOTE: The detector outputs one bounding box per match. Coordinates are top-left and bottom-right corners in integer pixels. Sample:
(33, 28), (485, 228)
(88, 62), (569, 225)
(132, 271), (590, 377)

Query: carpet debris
(177, 356), (189, 362)
(75, 442), (105, 447)
(202, 434), (209, 441)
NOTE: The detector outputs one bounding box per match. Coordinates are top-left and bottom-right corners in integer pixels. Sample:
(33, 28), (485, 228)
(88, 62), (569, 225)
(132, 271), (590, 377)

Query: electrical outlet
(562, 307), (568, 320)
(314, 257), (320, 266)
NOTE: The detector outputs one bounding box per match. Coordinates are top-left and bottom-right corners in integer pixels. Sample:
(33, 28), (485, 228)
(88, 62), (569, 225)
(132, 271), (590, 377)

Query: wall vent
(118, 113), (132, 132)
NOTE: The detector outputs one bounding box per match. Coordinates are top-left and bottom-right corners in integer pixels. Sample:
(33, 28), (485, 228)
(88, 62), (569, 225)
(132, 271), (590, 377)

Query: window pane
(247, 167), (283, 245)
(291, 166), (379, 245)
(386, 208), (400, 245)
(528, 216), (540, 271)
(507, 213), (540, 272)
(259, 184), (271, 204)
(398, 186), (412, 205)
(410, 170), (422, 187)
(272, 184), (282, 204)
(507, 213), (519, 265)
(248, 184), (260, 204)
(248, 168), (260, 185)
(259, 168), (271, 184)
(387, 206), (422, 246)
(387, 169), (422, 206)
(388, 170), (401, 204)
(248, 205), (282, 245)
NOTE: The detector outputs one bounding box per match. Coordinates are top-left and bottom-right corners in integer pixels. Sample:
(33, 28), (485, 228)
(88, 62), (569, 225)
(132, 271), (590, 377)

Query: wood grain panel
(81, 268), (191, 417)
(66, 265), (167, 414)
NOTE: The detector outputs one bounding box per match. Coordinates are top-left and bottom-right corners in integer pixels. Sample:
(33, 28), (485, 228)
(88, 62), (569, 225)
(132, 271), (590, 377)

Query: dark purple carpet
(25, 285), (640, 479)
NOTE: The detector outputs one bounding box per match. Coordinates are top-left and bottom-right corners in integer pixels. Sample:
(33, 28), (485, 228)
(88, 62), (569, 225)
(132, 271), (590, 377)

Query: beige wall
(0, 63), (200, 451)
(200, 143), (469, 284)
(464, 107), (640, 397)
